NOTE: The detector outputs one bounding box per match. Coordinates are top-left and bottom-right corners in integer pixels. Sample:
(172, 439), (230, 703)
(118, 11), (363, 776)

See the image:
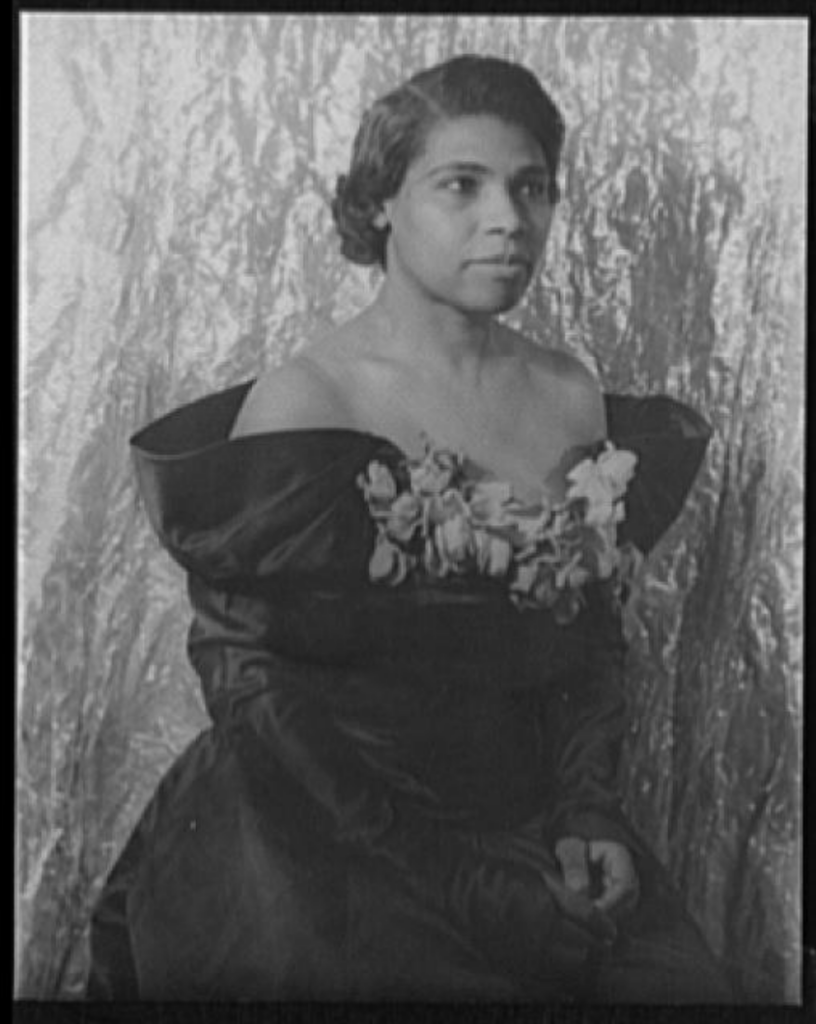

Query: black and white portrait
(17, 13), (805, 1008)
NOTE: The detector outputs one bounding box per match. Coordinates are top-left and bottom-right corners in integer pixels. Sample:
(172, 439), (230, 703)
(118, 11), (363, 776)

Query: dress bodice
(132, 380), (711, 591)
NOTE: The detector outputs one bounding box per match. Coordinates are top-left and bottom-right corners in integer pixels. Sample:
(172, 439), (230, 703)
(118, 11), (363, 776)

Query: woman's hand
(446, 828), (608, 987)
(555, 836), (640, 918)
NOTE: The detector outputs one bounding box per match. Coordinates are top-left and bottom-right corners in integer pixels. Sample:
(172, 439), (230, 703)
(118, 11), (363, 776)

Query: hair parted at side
(331, 54), (566, 269)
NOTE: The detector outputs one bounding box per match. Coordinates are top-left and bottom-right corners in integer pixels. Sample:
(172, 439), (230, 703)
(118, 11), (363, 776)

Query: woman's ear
(373, 197), (396, 230)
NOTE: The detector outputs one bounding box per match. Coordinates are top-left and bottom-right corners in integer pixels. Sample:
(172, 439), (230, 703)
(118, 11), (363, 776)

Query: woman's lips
(467, 257), (530, 277)
(469, 254), (529, 264)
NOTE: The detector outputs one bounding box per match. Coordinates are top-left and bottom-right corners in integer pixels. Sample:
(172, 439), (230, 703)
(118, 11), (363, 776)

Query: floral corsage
(357, 440), (643, 624)
(356, 436), (642, 618)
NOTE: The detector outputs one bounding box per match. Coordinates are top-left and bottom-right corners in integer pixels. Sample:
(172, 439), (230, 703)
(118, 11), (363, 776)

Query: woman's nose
(481, 184), (525, 233)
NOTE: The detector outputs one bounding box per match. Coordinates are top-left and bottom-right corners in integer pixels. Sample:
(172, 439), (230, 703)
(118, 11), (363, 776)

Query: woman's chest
(353, 358), (580, 501)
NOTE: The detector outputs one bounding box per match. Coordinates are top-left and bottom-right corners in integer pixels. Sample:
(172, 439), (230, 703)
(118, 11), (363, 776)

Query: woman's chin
(469, 273), (532, 311)
(458, 288), (528, 317)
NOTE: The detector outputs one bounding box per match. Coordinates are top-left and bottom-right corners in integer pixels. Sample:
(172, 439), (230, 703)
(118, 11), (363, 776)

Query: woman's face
(379, 114), (555, 316)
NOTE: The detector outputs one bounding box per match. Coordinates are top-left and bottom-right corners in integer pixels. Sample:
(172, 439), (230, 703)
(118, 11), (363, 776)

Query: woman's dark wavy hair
(331, 54), (566, 269)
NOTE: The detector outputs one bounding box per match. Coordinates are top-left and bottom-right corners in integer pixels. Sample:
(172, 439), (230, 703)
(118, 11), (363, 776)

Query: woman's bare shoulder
(230, 341), (356, 439)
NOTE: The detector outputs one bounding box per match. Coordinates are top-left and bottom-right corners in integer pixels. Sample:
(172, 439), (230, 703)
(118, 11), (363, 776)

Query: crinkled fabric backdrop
(18, 14), (804, 1002)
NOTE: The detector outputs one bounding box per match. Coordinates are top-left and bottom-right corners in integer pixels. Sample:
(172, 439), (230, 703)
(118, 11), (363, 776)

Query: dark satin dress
(87, 383), (731, 1002)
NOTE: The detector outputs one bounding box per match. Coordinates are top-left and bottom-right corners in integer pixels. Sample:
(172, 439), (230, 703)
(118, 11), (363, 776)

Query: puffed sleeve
(129, 382), (376, 586)
(605, 392), (712, 556)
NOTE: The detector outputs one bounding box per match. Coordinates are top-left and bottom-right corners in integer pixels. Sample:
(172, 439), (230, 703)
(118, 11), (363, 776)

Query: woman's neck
(369, 279), (496, 380)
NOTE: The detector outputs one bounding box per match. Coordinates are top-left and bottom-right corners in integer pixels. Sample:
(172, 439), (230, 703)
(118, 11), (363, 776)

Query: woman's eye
(443, 176), (479, 196)
(517, 179), (548, 201)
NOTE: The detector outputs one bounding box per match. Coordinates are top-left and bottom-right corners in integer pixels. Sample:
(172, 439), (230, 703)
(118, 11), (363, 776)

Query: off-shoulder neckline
(130, 379), (708, 465)
(129, 383), (713, 563)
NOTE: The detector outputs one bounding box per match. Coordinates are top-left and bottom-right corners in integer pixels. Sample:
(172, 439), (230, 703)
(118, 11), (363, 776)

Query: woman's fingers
(588, 840), (640, 916)
(554, 836), (590, 895)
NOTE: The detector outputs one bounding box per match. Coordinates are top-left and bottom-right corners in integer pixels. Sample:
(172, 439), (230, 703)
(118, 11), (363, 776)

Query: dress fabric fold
(87, 382), (729, 1002)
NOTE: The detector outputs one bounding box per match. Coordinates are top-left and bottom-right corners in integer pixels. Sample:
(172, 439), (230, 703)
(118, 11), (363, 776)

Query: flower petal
(369, 535), (399, 583)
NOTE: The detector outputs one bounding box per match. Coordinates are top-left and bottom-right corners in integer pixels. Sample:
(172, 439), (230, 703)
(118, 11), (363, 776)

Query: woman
(88, 55), (731, 1002)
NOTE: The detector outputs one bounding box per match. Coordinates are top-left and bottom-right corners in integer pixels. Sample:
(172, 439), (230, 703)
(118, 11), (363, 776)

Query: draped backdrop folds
(18, 14), (804, 1001)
